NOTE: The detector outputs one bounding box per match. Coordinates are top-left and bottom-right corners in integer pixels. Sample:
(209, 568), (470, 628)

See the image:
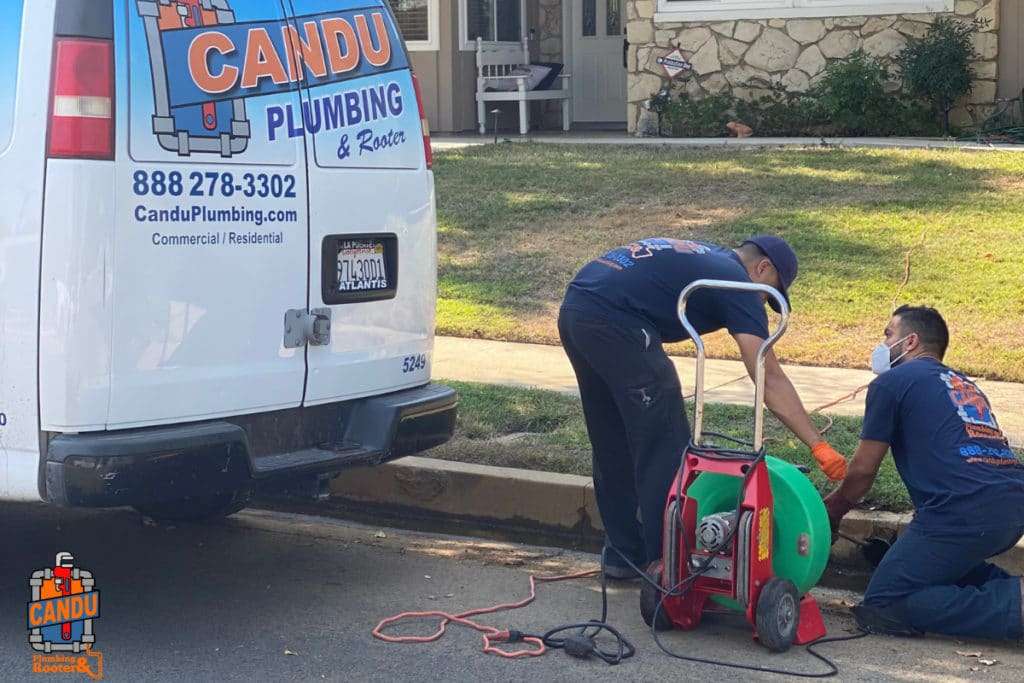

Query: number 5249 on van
(0, 0), (455, 520)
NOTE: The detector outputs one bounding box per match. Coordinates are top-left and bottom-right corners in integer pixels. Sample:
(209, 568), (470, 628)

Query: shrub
(812, 51), (894, 135)
(890, 101), (945, 137)
(661, 92), (734, 137)
(642, 49), (946, 138)
(734, 87), (824, 137)
(898, 16), (981, 133)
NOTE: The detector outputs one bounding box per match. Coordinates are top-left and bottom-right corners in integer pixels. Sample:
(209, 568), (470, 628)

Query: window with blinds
(465, 0), (522, 44)
(390, 0), (430, 42)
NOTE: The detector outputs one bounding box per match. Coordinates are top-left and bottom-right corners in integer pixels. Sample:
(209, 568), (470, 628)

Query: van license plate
(336, 239), (389, 292)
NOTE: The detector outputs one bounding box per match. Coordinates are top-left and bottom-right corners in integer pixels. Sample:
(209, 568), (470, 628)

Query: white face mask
(870, 334), (912, 375)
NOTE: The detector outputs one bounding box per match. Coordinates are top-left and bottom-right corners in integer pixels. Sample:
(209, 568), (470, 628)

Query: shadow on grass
(434, 146), (1001, 233)
(433, 145), (1024, 379)
(439, 209), (894, 315)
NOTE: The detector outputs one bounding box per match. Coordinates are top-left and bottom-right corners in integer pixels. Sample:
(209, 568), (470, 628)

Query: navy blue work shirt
(861, 357), (1024, 532)
(561, 238), (770, 343)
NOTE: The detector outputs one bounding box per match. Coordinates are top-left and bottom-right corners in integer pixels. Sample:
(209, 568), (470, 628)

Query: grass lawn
(434, 145), (1024, 383)
(429, 380), (912, 511)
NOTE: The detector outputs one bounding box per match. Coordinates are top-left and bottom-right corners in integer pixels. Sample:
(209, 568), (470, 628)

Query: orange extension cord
(372, 567), (601, 658)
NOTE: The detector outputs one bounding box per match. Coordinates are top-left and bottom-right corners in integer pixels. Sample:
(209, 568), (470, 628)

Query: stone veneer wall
(625, 0), (1000, 133)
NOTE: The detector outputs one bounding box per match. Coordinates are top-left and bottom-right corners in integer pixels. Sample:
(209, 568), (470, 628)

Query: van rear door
(109, 0), (311, 427)
(284, 0), (436, 406)
(0, 1), (45, 498)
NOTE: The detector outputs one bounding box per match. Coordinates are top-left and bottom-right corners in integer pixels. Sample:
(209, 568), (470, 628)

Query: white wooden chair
(475, 37), (571, 135)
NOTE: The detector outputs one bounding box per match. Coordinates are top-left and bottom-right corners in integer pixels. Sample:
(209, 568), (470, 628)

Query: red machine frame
(656, 450), (826, 646)
(650, 279), (826, 650)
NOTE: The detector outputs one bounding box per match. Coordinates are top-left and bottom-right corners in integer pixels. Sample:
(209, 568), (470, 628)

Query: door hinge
(283, 308), (332, 348)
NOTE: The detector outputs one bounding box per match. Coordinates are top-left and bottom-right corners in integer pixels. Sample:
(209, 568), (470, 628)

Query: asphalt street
(2, 502), (1022, 681)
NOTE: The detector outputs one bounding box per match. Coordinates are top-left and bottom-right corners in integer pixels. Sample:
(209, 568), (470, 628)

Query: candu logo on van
(188, 15), (392, 95)
(137, 1), (406, 158)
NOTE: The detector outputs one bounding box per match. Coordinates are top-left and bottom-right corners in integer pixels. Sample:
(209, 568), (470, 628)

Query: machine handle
(676, 279), (789, 452)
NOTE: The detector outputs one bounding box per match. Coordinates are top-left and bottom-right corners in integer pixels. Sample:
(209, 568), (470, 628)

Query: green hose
(686, 455), (831, 609)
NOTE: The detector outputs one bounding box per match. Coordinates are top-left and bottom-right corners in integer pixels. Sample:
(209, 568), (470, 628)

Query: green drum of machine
(686, 455), (832, 610)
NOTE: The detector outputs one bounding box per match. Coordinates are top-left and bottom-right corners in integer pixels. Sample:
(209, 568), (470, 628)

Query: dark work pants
(558, 307), (690, 566)
(863, 522), (1024, 641)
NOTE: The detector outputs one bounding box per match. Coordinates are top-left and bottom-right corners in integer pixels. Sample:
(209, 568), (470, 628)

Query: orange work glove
(811, 441), (848, 481)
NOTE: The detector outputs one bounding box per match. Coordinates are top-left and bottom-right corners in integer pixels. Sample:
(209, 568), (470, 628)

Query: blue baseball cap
(742, 235), (798, 312)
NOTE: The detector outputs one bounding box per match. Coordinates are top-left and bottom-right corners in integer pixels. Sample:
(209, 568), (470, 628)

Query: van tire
(133, 488), (252, 522)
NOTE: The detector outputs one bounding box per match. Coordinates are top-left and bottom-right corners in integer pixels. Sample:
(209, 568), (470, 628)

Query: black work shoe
(852, 603), (922, 637)
(603, 563), (641, 580)
(600, 546), (644, 580)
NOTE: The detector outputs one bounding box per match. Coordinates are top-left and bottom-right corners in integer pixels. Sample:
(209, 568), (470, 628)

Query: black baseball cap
(742, 235), (798, 312)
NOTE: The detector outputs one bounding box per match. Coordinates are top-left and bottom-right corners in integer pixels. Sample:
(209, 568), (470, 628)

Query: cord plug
(563, 634), (596, 658)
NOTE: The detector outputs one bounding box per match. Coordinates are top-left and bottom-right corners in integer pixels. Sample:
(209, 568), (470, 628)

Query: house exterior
(625, 0), (1015, 132)
(391, 0), (630, 132)
(394, 0), (1022, 134)
(393, 0), (539, 132)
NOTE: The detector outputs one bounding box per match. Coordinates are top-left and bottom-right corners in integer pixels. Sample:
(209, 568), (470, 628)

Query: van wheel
(133, 488), (252, 522)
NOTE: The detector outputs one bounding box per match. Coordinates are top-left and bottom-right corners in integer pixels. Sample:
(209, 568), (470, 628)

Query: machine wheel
(134, 488), (252, 522)
(755, 577), (800, 653)
(640, 568), (673, 631)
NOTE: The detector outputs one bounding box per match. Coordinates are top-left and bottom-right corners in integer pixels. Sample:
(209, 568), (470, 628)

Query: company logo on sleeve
(941, 370), (1004, 441)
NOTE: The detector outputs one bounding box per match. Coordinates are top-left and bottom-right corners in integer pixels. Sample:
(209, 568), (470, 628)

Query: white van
(0, 0), (455, 520)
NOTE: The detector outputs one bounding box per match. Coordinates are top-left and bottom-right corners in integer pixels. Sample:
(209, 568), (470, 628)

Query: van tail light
(411, 73), (432, 169)
(48, 38), (114, 160)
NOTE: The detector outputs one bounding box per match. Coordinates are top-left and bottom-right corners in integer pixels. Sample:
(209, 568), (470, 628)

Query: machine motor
(697, 512), (737, 553)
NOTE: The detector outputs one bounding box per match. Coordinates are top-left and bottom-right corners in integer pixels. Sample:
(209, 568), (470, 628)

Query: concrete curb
(318, 456), (603, 549)
(321, 456), (1024, 588)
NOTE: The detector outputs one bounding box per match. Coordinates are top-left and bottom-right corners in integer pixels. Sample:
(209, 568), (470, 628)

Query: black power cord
(517, 548), (637, 665)
(649, 570), (868, 678)
(651, 438), (868, 677)
(554, 435), (869, 676)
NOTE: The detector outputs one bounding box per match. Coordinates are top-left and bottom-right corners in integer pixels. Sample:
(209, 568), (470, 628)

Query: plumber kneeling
(825, 305), (1024, 641)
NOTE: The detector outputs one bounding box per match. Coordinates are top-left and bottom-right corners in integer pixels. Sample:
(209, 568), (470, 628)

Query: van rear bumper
(43, 383), (457, 507)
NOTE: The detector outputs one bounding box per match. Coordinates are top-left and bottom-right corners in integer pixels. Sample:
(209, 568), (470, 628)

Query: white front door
(571, 0), (626, 124)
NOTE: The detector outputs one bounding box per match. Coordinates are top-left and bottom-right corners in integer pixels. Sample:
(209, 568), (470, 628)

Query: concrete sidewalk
(434, 336), (1024, 448)
(432, 132), (1024, 152)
